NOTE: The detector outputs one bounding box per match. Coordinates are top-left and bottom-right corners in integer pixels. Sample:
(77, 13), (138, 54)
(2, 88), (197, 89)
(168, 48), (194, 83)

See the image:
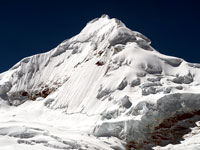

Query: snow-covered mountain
(0, 15), (200, 150)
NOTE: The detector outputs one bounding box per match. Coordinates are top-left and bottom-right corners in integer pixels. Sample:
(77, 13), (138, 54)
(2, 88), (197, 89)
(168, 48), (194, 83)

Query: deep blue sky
(0, 0), (200, 73)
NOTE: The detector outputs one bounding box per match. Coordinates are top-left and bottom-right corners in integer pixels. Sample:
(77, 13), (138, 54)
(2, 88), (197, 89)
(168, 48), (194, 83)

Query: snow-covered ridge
(0, 14), (153, 106)
(0, 15), (200, 150)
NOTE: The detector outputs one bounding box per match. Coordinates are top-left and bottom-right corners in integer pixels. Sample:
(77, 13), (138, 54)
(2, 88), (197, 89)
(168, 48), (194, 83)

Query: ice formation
(0, 15), (200, 149)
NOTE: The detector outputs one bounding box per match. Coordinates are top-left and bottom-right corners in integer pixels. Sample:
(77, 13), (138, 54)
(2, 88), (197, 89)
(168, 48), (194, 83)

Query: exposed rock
(130, 78), (140, 87)
(172, 74), (193, 84)
(97, 87), (112, 99)
(147, 77), (161, 82)
(142, 87), (157, 96)
(163, 87), (172, 94)
(96, 61), (104, 66)
(119, 95), (132, 109)
(176, 86), (183, 90)
(117, 78), (128, 90)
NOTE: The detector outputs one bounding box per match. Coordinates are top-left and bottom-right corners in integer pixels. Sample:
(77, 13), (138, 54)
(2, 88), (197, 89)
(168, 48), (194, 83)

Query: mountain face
(0, 15), (200, 150)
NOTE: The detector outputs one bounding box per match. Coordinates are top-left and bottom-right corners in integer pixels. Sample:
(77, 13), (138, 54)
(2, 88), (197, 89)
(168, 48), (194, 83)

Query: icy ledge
(94, 93), (200, 149)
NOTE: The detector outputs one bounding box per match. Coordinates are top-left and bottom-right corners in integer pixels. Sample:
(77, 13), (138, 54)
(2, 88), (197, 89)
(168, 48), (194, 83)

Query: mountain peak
(100, 14), (110, 19)
(1, 16), (200, 150)
(81, 15), (124, 35)
(76, 15), (151, 49)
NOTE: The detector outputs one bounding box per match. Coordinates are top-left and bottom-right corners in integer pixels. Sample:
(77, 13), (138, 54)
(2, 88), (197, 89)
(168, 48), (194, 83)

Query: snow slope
(0, 15), (200, 149)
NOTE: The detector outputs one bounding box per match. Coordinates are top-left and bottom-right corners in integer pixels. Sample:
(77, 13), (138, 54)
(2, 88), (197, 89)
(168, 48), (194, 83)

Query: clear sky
(0, 0), (200, 73)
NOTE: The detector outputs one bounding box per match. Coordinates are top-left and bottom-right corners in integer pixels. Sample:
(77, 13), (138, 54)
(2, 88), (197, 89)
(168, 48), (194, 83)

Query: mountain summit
(0, 15), (200, 150)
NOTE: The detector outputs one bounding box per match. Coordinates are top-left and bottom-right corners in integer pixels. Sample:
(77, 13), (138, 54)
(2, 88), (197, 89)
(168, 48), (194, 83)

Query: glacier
(0, 15), (200, 149)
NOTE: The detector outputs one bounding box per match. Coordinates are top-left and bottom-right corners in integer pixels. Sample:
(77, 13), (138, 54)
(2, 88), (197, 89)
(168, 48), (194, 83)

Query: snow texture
(0, 14), (200, 149)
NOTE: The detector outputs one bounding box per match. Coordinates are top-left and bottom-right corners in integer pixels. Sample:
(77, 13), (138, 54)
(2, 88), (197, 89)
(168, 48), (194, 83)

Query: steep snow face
(1, 15), (200, 150)
(1, 15), (150, 105)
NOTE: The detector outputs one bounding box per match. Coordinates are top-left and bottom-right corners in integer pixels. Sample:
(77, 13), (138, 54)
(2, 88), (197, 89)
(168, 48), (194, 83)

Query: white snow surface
(0, 15), (200, 149)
